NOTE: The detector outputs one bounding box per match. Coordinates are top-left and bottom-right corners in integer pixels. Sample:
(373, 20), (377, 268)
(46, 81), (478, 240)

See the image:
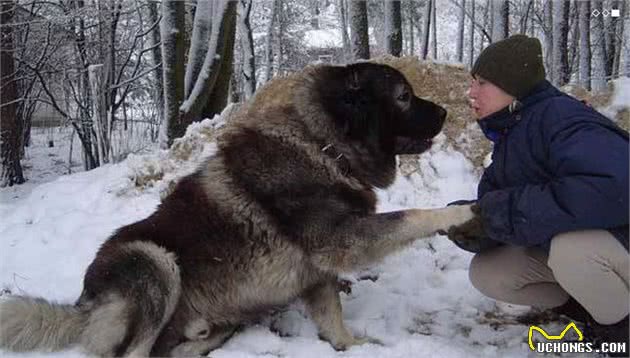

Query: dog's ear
(315, 65), (379, 141)
(340, 66), (381, 141)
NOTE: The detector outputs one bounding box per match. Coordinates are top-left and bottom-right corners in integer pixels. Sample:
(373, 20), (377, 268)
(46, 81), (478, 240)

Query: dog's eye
(397, 92), (410, 102)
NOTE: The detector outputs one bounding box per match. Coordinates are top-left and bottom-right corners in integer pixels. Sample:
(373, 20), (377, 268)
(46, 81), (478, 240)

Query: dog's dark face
(315, 62), (447, 156)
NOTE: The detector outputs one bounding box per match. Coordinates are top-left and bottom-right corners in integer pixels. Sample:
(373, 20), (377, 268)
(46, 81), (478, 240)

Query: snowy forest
(1, 0), (629, 187)
(1, 2), (629, 357)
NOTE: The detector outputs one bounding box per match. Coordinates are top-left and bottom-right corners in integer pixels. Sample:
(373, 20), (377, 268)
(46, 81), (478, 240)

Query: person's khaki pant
(469, 230), (629, 325)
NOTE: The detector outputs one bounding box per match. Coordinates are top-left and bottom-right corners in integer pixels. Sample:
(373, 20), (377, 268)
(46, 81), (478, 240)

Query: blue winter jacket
(476, 80), (629, 251)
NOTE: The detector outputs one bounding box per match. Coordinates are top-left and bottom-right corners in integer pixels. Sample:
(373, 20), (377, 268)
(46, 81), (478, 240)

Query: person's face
(468, 76), (515, 119)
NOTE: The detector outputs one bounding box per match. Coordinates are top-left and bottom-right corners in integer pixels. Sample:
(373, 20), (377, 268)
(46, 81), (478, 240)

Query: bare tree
(611, 0), (625, 78)
(337, 0), (351, 61)
(149, 0), (164, 124)
(456, 0), (466, 62)
(349, 0), (370, 60)
(1, 0), (25, 187)
(420, 0), (431, 59)
(405, 0), (415, 56)
(263, 0), (280, 82)
(491, 0), (508, 42)
(431, 0), (437, 58)
(543, 0), (553, 79)
(469, 0), (475, 68)
(578, 0), (591, 90)
(552, 0), (569, 86)
(237, 0), (256, 99)
(160, 0), (237, 147)
(385, 0), (402, 56)
(160, 0), (186, 147)
(591, 0), (607, 91)
(185, 0), (213, 98)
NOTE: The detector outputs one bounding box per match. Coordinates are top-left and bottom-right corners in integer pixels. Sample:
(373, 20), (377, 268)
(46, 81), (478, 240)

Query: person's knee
(547, 232), (575, 273)
(469, 251), (499, 297)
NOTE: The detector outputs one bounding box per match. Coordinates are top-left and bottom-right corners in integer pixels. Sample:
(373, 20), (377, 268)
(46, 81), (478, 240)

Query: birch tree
(349, 0), (370, 60)
(385, 0), (402, 56)
(578, 0), (591, 90)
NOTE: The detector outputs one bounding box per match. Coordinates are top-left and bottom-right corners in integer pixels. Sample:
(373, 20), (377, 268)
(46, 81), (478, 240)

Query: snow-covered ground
(1, 114), (585, 358)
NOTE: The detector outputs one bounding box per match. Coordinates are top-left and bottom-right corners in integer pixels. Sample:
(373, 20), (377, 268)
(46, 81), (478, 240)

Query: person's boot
(516, 297), (591, 325)
(551, 297), (592, 324)
(584, 315), (629, 357)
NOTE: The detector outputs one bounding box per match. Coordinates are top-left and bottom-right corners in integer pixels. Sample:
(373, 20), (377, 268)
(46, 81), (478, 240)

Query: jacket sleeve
(479, 117), (629, 247)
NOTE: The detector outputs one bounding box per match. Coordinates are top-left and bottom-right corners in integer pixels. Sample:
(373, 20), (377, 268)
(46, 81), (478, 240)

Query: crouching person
(447, 34), (629, 355)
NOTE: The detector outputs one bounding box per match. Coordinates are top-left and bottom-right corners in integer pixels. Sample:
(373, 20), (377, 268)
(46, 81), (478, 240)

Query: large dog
(0, 63), (476, 356)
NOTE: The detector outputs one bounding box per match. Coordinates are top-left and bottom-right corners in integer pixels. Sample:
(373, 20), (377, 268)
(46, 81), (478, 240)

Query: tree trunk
(349, 0), (370, 60)
(160, 0), (186, 147)
(88, 64), (112, 164)
(385, 0), (402, 57)
(578, 0), (591, 90)
(456, 0), (466, 62)
(591, 0), (607, 92)
(552, 0), (569, 86)
(491, 0), (508, 42)
(237, 0), (256, 99)
(603, 0), (617, 78)
(431, 0), (437, 59)
(469, 0), (475, 68)
(420, 0), (431, 59)
(200, 2), (237, 119)
(1, 0), (25, 187)
(263, 0), (279, 82)
(337, 0), (351, 61)
(543, 0), (553, 80)
(185, 0), (213, 98)
(611, 0), (625, 78)
(406, 0), (415, 56)
(148, 0), (164, 128)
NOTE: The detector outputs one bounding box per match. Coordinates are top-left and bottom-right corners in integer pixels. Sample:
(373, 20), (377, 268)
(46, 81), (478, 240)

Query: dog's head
(314, 62), (447, 156)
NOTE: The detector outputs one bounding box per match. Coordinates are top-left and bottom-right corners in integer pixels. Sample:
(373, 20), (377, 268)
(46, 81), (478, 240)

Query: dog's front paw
(437, 204), (477, 234)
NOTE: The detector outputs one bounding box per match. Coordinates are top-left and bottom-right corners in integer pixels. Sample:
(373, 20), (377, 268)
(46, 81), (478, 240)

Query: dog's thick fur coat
(0, 63), (475, 356)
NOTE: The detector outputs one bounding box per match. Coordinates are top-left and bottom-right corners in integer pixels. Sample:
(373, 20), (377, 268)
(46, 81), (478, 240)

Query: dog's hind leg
(309, 205), (475, 273)
(80, 241), (181, 357)
(169, 325), (238, 357)
(302, 279), (377, 350)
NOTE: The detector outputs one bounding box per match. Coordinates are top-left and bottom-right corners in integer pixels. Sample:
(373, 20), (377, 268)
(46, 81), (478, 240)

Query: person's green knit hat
(472, 34), (546, 99)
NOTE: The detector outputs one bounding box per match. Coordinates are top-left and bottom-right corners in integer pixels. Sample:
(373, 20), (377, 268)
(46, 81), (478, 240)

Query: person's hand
(446, 204), (485, 241)
(440, 200), (500, 253)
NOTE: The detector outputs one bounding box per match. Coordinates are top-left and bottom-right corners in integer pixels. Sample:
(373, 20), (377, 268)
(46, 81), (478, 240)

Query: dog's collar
(321, 143), (351, 176)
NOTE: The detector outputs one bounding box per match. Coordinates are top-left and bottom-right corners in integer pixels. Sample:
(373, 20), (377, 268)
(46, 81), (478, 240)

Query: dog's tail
(0, 295), (87, 352)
